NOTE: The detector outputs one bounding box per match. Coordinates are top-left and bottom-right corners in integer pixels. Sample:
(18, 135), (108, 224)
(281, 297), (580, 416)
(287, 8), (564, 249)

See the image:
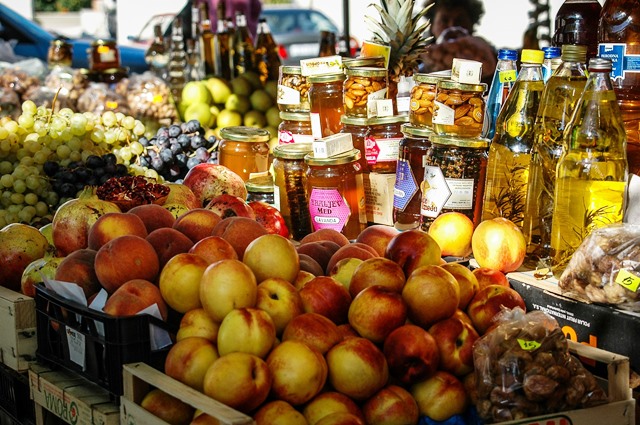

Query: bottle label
(420, 166), (474, 218)
(278, 130), (314, 145)
(309, 187), (351, 233)
(499, 70), (517, 84)
(272, 184), (281, 211)
(277, 85), (301, 105)
(598, 43), (640, 81)
(310, 113), (322, 139)
(393, 158), (418, 211)
(364, 136), (401, 164)
(396, 96), (411, 114)
(432, 101), (455, 125)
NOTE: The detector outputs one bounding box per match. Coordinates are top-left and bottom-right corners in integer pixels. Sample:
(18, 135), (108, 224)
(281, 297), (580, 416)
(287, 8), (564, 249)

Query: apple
(199, 259), (258, 323)
(256, 278), (304, 336)
(184, 102), (214, 128)
(348, 257), (405, 298)
(249, 201), (290, 238)
(181, 81), (212, 106)
(382, 324), (440, 385)
(427, 212), (474, 258)
(347, 286), (407, 344)
(428, 310), (479, 377)
(253, 400), (307, 425)
(164, 337), (219, 392)
(466, 284), (526, 334)
(401, 265), (460, 328)
(205, 77), (232, 104)
(326, 337), (389, 401)
(266, 340), (328, 406)
(472, 266), (510, 289)
(183, 163), (248, 207)
(158, 253), (208, 314)
(188, 235), (238, 264)
(355, 225), (400, 257)
(299, 276), (352, 325)
(217, 307), (276, 358)
(303, 392), (364, 425)
(440, 262), (479, 310)
(140, 388), (195, 425)
(243, 234), (299, 283)
(176, 308), (220, 342)
(385, 229), (442, 277)
(471, 217), (526, 272)
(205, 194), (256, 219)
(362, 385), (419, 425)
(282, 312), (342, 354)
(203, 352), (272, 413)
(410, 371), (469, 422)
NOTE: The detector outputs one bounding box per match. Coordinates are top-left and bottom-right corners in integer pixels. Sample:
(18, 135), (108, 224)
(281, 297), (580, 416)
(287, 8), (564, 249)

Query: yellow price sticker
(97, 45), (110, 54)
(105, 101), (118, 109)
(499, 70), (517, 84)
(615, 269), (640, 292)
(517, 339), (541, 351)
(152, 94), (163, 104)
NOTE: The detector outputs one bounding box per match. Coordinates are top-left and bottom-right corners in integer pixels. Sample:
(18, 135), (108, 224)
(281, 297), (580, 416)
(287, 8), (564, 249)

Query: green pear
(249, 89), (274, 113)
(216, 109), (243, 128)
(206, 77), (233, 104)
(181, 81), (212, 106)
(243, 110), (267, 128)
(184, 102), (214, 128)
(230, 77), (253, 97)
(225, 94), (251, 114)
(266, 106), (282, 128)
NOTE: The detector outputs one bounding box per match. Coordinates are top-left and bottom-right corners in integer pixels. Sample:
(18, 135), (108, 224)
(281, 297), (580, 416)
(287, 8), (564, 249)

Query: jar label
(432, 101), (455, 125)
(99, 49), (116, 63)
(366, 88), (389, 118)
(365, 137), (400, 164)
(277, 85), (301, 105)
(396, 96), (411, 114)
(272, 184), (281, 211)
(393, 158), (418, 211)
(278, 130), (315, 145)
(598, 43), (640, 81)
(420, 166), (474, 218)
(310, 113), (322, 139)
(309, 188), (350, 233)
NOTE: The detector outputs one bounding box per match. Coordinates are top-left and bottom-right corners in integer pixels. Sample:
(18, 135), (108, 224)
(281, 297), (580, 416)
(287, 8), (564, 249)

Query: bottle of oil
(553, 0), (601, 61)
(550, 58), (628, 278)
(254, 18), (281, 85)
(482, 49), (545, 228)
(598, 0), (640, 176)
(199, 2), (215, 76)
(230, 12), (255, 78)
(167, 18), (187, 104)
(145, 24), (169, 80)
(523, 44), (588, 269)
(541, 46), (562, 83)
(212, 17), (231, 80)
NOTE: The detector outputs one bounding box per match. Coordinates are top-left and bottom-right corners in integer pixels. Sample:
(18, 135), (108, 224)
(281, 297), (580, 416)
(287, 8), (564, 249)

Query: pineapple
(365, 0), (433, 83)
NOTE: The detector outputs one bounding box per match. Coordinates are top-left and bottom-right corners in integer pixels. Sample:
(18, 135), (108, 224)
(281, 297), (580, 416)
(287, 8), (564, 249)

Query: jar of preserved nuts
(272, 143), (314, 240)
(48, 39), (73, 68)
(308, 73), (346, 138)
(340, 115), (370, 170)
(393, 124), (434, 231)
(432, 80), (487, 138)
(246, 174), (275, 206)
(219, 126), (271, 182)
(277, 66), (310, 112)
(364, 115), (407, 174)
(278, 112), (314, 145)
(410, 73), (449, 128)
(343, 67), (388, 118)
(305, 148), (366, 240)
(343, 56), (386, 69)
(88, 39), (121, 72)
(419, 134), (489, 231)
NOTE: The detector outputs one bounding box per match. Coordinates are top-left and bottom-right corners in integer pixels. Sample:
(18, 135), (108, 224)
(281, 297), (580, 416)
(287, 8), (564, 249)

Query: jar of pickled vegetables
(219, 126), (270, 182)
(308, 73), (345, 138)
(432, 80), (487, 137)
(343, 67), (388, 118)
(277, 66), (310, 112)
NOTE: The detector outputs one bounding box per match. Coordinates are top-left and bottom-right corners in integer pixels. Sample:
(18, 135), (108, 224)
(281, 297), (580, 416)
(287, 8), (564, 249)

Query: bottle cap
(560, 45), (587, 63)
(588, 57), (612, 71)
(497, 49), (518, 61)
(542, 46), (561, 59)
(521, 49), (545, 64)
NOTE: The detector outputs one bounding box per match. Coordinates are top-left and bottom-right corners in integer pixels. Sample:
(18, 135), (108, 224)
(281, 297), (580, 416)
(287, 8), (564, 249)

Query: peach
(300, 228), (350, 247)
(325, 243), (377, 275)
(188, 236), (238, 264)
(159, 253), (209, 313)
(299, 276), (352, 325)
(243, 234), (299, 283)
(362, 385), (419, 425)
(282, 312), (342, 354)
(176, 308), (219, 342)
(440, 262), (479, 310)
(298, 253), (325, 276)
(293, 270), (316, 290)
(103, 279), (168, 320)
(173, 208), (222, 243)
(256, 278), (304, 336)
(472, 266), (510, 289)
(54, 248), (101, 299)
(128, 204), (177, 233)
(355, 225), (400, 257)
(349, 257), (405, 298)
(94, 235), (160, 293)
(140, 388), (195, 425)
(329, 257), (364, 289)
(87, 212), (148, 251)
(410, 371), (469, 422)
(471, 217), (526, 272)
(211, 216), (269, 258)
(146, 227), (195, 269)
(348, 286), (407, 344)
(385, 229), (442, 277)
(383, 324), (440, 386)
(303, 392), (364, 425)
(466, 284), (526, 334)
(254, 400), (307, 425)
(164, 336), (219, 391)
(296, 240), (342, 273)
(427, 212), (474, 258)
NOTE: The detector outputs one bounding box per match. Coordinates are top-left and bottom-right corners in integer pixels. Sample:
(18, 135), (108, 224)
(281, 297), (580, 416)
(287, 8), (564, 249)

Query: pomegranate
(163, 182), (201, 210)
(52, 188), (121, 256)
(21, 254), (65, 297)
(249, 201), (290, 238)
(206, 194), (256, 219)
(183, 164), (248, 207)
(0, 223), (51, 292)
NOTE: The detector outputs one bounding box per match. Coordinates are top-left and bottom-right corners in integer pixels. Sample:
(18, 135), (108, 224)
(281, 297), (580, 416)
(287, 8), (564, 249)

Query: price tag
(517, 339), (541, 351)
(499, 70), (517, 84)
(66, 327), (86, 369)
(615, 269), (640, 292)
(152, 94), (164, 104)
(105, 101), (118, 109)
(375, 99), (394, 117)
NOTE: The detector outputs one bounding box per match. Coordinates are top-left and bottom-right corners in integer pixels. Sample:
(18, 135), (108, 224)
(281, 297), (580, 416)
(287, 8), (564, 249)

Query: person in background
(420, 0), (497, 84)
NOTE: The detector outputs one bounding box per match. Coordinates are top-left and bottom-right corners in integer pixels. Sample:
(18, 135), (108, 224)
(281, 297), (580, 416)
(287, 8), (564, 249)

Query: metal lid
(280, 65), (302, 75)
(560, 44), (587, 63)
(367, 115), (409, 126)
(343, 56), (386, 68)
(341, 115), (370, 126)
(305, 148), (361, 165)
(414, 73), (450, 84)
(245, 174), (274, 193)
(588, 57), (612, 71)
(521, 49), (545, 64)
(401, 124), (435, 138)
(437, 80), (487, 92)
(345, 67), (388, 78)
(279, 112), (311, 122)
(220, 126), (270, 142)
(272, 142), (313, 159)
(429, 134), (490, 149)
(307, 73), (346, 83)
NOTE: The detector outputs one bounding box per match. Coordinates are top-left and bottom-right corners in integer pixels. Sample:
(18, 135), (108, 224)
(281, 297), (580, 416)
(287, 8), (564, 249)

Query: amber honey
(308, 73), (346, 138)
(219, 126), (270, 182)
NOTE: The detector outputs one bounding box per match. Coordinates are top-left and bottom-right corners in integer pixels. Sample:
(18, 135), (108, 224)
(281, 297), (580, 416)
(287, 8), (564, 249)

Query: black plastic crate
(0, 362), (34, 424)
(34, 284), (175, 401)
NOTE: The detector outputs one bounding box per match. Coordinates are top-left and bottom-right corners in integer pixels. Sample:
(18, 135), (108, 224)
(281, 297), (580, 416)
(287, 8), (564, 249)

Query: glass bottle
(485, 49), (518, 139)
(542, 46), (562, 83)
(167, 18), (187, 104)
(213, 18), (231, 80)
(218, 126), (271, 182)
(189, 3), (205, 81)
(523, 44), (588, 269)
(48, 39), (73, 69)
(230, 12), (255, 78)
(482, 49), (545, 228)
(254, 18), (282, 85)
(553, 0), (602, 61)
(199, 3), (215, 76)
(598, 0), (640, 176)
(145, 24), (169, 80)
(308, 73), (346, 138)
(318, 31), (337, 57)
(550, 58), (628, 278)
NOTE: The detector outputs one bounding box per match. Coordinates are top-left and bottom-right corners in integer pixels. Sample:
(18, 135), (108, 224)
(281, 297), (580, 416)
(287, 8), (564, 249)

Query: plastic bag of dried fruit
(76, 82), (131, 115)
(472, 308), (607, 423)
(121, 71), (178, 126)
(558, 223), (640, 310)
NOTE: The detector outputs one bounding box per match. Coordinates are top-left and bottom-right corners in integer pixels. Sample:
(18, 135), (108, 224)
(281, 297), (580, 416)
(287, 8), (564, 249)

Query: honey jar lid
(304, 148), (361, 165)
(245, 174), (274, 193)
(437, 80), (487, 93)
(307, 73), (346, 84)
(367, 115), (410, 126)
(280, 65), (302, 75)
(343, 56), (386, 68)
(273, 142), (314, 159)
(429, 134), (490, 149)
(401, 124), (435, 139)
(340, 115), (370, 126)
(279, 112), (311, 122)
(414, 73), (450, 84)
(220, 126), (270, 143)
(344, 67), (388, 78)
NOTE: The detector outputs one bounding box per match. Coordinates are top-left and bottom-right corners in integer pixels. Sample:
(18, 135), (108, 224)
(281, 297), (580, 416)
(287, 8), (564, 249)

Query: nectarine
(472, 217), (526, 273)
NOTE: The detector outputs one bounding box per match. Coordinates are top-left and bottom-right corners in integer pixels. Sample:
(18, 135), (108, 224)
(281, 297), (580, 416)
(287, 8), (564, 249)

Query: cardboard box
(0, 286), (37, 372)
(121, 362), (254, 425)
(29, 363), (119, 425)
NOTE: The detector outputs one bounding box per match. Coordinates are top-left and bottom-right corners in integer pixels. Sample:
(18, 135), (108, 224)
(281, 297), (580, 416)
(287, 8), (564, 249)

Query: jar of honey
(277, 66), (310, 112)
(88, 39), (120, 72)
(364, 115), (407, 174)
(308, 73), (345, 138)
(48, 39), (73, 68)
(219, 126), (270, 182)
(278, 112), (314, 145)
(340, 115), (370, 170)
(343, 56), (386, 69)
(343, 67), (388, 118)
(305, 148), (366, 240)
(410, 73), (449, 128)
(393, 124), (434, 231)
(432, 80), (487, 138)
(245, 174), (275, 206)
(272, 143), (314, 241)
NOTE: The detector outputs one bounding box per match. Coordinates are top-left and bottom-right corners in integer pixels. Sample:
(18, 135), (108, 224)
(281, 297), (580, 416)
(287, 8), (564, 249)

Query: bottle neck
(518, 62), (544, 81)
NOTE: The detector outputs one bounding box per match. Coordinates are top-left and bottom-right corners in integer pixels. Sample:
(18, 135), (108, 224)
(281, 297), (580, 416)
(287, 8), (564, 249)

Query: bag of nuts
(76, 82), (131, 115)
(472, 308), (607, 423)
(122, 71), (178, 126)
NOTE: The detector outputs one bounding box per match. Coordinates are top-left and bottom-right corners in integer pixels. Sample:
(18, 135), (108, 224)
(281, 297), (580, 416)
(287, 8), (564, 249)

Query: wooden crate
(29, 363), (119, 425)
(121, 363), (254, 425)
(0, 286), (37, 372)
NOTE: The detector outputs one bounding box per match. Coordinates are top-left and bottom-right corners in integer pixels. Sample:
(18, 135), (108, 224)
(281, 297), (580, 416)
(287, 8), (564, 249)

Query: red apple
(428, 310), (480, 377)
(249, 201), (290, 238)
(471, 217), (526, 273)
(205, 194), (255, 219)
(282, 312), (342, 354)
(256, 277), (304, 336)
(217, 307), (276, 359)
(410, 371), (469, 422)
(299, 276), (352, 325)
(385, 229), (442, 277)
(362, 385), (419, 425)
(382, 324), (440, 385)
(466, 284), (526, 334)
(347, 285), (407, 344)
(182, 163), (248, 207)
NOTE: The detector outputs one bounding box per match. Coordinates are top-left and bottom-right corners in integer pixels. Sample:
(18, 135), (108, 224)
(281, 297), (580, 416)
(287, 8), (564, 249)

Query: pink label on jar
(279, 130), (295, 144)
(309, 187), (351, 233)
(365, 136), (380, 164)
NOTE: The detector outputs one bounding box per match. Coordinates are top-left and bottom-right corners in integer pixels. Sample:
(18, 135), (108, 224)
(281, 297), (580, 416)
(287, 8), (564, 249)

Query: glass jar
(305, 148), (366, 240)
(277, 66), (310, 112)
(88, 39), (121, 72)
(343, 56), (386, 69)
(432, 80), (487, 137)
(364, 115), (407, 173)
(308, 73), (346, 138)
(340, 115), (370, 170)
(48, 39), (73, 68)
(393, 124), (433, 231)
(410, 73), (448, 128)
(219, 126), (271, 182)
(419, 135), (489, 231)
(245, 174), (275, 206)
(343, 67), (388, 118)
(278, 112), (314, 145)
(272, 143), (314, 240)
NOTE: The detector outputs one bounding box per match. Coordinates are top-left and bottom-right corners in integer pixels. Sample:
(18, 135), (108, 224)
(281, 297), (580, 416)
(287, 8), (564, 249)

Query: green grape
(56, 144), (71, 159)
(33, 120), (47, 136)
(22, 100), (37, 115)
(0, 126), (8, 139)
(48, 139), (61, 151)
(117, 127), (129, 142)
(70, 113), (88, 136)
(51, 116), (67, 133)
(19, 156), (35, 167)
(25, 139), (40, 153)
(16, 149), (29, 160)
(68, 137), (82, 152)
(7, 204), (21, 214)
(59, 128), (72, 141)
(58, 108), (74, 119)
(25, 175), (41, 190)
(12, 165), (29, 179)
(0, 174), (13, 188)
(10, 192), (24, 204)
(91, 128), (105, 143)
(119, 146), (132, 162)
(115, 112), (125, 124)
(69, 151), (82, 162)
(0, 139), (12, 152)
(44, 191), (59, 207)
(130, 141), (144, 155)
(0, 161), (11, 174)
(104, 129), (117, 145)
(35, 201), (49, 216)
(4, 120), (19, 134)
(13, 179), (26, 194)
(144, 168), (159, 179)
(0, 216), (6, 228)
(121, 116), (136, 130)
(133, 120), (145, 136)
(18, 207), (35, 224)
(101, 111), (117, 127)
(33, 151), (50, 165)
(18, 113), (34, 129)
(4, 212), (18, 224)
(24, 193), (39, 206)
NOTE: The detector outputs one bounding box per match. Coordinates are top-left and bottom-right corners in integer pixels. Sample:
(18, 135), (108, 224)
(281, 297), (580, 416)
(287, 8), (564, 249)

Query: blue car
(0, 4), (148, 73)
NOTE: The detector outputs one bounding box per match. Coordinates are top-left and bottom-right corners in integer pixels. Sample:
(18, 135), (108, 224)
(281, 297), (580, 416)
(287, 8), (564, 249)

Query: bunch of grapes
(135, 120), (219, 183)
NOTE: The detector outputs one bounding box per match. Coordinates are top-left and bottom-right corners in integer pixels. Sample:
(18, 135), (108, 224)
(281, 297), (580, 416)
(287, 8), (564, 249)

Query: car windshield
(263, 10), (338, 36)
